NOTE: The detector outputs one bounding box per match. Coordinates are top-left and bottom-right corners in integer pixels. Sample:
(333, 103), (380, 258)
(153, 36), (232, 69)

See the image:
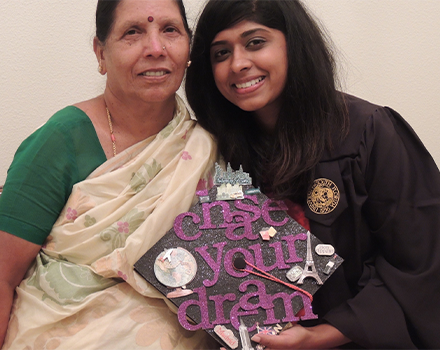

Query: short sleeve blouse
(0, 106), (107, 244)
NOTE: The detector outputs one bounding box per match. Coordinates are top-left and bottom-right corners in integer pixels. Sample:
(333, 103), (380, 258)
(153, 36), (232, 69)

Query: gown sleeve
(323, 106), (440, 349)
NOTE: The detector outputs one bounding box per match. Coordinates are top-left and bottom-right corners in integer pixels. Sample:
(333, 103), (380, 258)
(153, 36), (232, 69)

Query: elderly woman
(0, 0), (217, 349)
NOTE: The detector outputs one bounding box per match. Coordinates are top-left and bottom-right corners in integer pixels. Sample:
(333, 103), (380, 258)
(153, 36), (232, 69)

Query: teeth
(142, 71), (166, 76)
(235, 77), (264, 89)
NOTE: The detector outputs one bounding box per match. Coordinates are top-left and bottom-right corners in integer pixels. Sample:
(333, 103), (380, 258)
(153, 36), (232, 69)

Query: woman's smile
(233, 76), (265, 91)
(140, 70), (168, 77)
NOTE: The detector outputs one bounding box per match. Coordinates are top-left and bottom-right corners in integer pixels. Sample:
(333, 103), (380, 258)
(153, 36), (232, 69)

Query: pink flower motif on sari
(117, 221), (129, 234)
(66, 208), (77, 221)
(196, 178), (207, 192)
(117, 271), (128, 281)
(181, 151), (192, 160)
(196, 173), (214, 192)
(182, 129), (189, 140)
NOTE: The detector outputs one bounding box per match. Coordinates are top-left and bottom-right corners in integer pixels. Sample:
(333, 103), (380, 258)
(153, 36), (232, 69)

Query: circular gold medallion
(307, 178), (340, 214)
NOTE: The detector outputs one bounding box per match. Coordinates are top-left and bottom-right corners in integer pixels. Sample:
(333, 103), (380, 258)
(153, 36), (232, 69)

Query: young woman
(186, 0), (440, 348)
(0, 0), (217, 348)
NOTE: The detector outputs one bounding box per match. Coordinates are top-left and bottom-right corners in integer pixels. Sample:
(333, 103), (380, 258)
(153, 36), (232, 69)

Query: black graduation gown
(305, 94), (440, 349)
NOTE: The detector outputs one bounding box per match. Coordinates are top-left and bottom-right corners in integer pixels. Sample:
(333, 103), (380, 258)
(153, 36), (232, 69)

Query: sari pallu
(3, 95), (218, 350)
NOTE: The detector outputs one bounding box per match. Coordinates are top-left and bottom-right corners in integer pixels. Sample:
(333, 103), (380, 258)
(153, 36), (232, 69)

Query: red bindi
(148, 16), (154, 22)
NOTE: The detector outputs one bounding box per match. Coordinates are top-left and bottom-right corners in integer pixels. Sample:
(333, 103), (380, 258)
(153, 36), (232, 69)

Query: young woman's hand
(251, 322), (350, 349)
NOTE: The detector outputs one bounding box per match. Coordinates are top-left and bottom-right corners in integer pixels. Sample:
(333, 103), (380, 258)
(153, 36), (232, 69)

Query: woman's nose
(143, 32), (165, 58)
(230, 49), (251, 73)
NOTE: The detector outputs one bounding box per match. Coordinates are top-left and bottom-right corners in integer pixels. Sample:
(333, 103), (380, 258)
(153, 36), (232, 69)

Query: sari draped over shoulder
(3, 96), (219, 350)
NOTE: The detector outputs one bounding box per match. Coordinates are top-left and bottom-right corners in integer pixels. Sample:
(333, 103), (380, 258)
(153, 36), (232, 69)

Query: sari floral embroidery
(117, 221), (129, 233)
(84, 215), (96, 227)
(130, 159), (162, 193)
(196, 173), (214, 192)
(65, 207), (77, 221)
(99, 208), (146, 251)
(181, 151), (192, 160)
(118, 270), (128, 281)
(54, 187), (95, 227)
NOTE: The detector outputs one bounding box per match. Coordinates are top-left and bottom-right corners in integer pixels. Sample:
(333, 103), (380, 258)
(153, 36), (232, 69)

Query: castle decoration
(214, 163), (252, 201)
(214, 163), (252, 186)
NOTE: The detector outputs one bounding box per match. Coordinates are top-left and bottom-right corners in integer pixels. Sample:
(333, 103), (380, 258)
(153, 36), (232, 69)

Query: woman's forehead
(212, 20), (279, 43)
(113, 0), (183, 25)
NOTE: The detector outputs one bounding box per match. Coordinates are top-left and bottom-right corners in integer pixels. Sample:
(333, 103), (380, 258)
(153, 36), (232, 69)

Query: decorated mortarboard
(134, 163), (343, 350)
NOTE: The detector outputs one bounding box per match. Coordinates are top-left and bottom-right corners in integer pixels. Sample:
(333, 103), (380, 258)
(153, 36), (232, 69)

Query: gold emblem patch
(307, 178), (340, 214)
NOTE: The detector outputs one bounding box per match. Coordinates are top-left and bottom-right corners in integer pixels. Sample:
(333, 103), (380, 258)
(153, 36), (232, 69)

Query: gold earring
(187, 60), (192, 68)
(98, 59), (104, 74)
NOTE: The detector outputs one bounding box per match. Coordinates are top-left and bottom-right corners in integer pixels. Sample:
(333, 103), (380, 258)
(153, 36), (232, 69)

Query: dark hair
(186, 0), (348, 202)
(96, 0), (192, 43)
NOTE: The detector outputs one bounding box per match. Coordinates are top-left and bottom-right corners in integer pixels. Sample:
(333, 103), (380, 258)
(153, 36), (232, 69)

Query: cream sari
(3, 96), (219, 350)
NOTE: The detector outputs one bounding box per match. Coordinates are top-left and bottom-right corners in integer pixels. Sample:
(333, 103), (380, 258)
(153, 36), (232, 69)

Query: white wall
(1, 0), (439, 184)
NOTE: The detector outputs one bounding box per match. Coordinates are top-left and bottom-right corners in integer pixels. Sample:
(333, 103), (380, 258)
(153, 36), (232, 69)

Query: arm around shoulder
(0, 230), (41, 347)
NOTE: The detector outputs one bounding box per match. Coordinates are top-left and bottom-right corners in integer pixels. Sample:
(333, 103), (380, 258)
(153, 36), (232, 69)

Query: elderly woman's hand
(251, 322), (350, 350)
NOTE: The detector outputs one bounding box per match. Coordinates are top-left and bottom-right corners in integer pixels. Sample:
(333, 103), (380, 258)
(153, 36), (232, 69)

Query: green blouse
(0, 106), (107, 244)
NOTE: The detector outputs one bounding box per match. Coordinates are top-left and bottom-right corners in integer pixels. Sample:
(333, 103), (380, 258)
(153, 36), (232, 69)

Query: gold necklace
(105, 106), (117, 157)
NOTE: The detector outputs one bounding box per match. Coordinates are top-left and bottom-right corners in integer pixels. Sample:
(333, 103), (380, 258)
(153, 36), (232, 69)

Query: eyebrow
(211, 27), (271, 48)
(119, 20), (143, 28)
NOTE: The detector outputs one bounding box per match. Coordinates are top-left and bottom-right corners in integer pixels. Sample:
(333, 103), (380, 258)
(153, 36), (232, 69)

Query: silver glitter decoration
(214, 163), (252, 186)
(286, 265), (303, 282)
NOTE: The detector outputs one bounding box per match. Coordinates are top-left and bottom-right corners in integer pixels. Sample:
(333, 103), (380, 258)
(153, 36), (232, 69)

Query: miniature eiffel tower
(297, 231), (323, 285)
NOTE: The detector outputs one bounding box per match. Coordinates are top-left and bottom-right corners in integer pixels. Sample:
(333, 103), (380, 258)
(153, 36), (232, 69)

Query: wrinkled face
(210, 20), (288, 125)
(97, 0), (190, 105)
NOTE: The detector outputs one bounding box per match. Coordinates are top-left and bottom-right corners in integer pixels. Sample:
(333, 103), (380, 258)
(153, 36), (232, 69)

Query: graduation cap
(134, 163), (343, 349)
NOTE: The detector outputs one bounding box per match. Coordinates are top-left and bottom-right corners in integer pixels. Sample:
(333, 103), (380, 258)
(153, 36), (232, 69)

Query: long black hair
(186, 0), (348, 202)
